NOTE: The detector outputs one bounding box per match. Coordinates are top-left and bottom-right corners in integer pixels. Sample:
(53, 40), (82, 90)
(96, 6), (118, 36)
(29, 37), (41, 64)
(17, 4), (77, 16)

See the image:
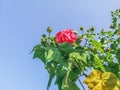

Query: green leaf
(58, 42), (73, 54)
(91, 40), (104, 53)
(45, 44), (63, 62)
(69, 67), (81, 83)
(105, 62), (120, 79)
(62, 63), (80, 90)
(105, 31), (113, 37)
(100, 38), (105, 44)
(110, 42), (118, 50)
(32, 45), (46, 64)
(93, 54), (105, 72)
(45, 49), (54, 60)
(62, 82), (80, 90)
(55, 66), (67, 90)
(46, 62), (56, 90)
(69, 52), (87, 66)
(116, 49), (120, 63)
(116, 38), (120, 44)
(82, 34), (95, 40)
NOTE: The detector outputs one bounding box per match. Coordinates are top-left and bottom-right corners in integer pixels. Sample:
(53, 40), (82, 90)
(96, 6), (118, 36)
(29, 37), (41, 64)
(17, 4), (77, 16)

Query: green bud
(42, 34), (46, 37)
(47, 27), (52, 33)
(106, 48), (110, 52)
(41, 37), (47, 44)
(110, 23), (115, 29)
(73, 30), (78, 35)
(90, 26), (95, 32)
(111, 11), (113, 14)
(87, 29), (90, 33)
(80, 27), (84, 31)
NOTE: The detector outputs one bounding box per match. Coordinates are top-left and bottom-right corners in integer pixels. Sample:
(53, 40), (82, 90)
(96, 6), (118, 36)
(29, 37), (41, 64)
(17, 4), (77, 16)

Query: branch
(73, 58), (88, 77)
(84, 39), (88, 46)
(78, 78), (86, 90)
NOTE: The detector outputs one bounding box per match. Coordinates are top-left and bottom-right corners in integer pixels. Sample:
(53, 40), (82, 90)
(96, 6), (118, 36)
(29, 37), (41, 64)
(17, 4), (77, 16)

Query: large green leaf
(45, 44), (63, 62)
(58, 42), (73, 54)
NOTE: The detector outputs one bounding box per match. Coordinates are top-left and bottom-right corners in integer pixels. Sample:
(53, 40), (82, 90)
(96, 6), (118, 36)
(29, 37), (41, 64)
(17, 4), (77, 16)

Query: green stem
(65, 63), (72, 85)
(74, 58), (88, 77)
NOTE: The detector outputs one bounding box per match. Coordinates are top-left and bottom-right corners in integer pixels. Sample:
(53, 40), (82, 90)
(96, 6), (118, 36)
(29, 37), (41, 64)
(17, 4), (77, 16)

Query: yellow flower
(84, 70), (120, 90)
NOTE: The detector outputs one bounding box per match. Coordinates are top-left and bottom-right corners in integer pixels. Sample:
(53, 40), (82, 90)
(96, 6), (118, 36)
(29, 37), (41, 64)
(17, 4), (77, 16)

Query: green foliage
(32, 9), (120, 90)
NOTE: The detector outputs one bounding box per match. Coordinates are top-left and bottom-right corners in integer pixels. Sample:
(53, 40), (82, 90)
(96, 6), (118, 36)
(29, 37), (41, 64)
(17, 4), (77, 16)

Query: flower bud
(73, 30), (78, 35)
(42, 34), (46, 37)
(41, 37), (47, 44)
(87, 29), (90, 33)
(90, 26), (95, 32)
(80, 27), (84, 31)
(106, 48), (110, 52)
(110, 23), (115, 29)
(47, 27), (52, 33)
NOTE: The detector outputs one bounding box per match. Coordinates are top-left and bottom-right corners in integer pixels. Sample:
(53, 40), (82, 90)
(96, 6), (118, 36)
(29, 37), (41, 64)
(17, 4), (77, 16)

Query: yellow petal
(84, 70), (120, 90)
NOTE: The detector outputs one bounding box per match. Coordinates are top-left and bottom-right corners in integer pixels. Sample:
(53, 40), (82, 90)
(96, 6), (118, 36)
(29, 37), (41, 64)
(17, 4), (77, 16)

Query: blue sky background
(0, 0), (120, 90)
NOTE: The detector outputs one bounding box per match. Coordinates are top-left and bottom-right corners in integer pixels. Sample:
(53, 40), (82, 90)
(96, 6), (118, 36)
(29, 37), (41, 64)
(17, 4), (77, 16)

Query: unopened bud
(87, 29), (90, 33)
(90, 26), (95, 32)
(73, 31), (78, 35)
(41, 37), (47, 44)
(47, 27), (52, 33)
(110, 23), (115, 29)
(42, 34), (46, 37)
(106, 48), (110, 52)
(80, 27), (84, 31)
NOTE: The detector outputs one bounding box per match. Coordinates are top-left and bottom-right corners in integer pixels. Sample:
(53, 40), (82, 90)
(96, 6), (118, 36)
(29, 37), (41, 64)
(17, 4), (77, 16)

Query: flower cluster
(32, 9), (120, 90)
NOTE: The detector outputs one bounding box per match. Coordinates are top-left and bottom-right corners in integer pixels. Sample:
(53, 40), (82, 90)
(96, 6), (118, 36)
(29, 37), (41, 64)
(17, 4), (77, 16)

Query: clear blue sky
(0, 0), (120, 90)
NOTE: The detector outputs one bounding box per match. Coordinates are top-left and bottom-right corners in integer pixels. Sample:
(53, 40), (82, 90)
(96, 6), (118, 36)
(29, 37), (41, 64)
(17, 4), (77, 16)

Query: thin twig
(78, 78), (86, 90)
(84, 39), (88, 46)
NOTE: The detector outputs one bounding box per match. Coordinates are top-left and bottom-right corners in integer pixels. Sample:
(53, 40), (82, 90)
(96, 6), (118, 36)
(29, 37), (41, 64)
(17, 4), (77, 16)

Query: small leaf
(46, 62), (56, 90)
(110, 42), (118, 50)
(32, 45), (46, 64)
(91, 40), (104, 53)
(93, 54), (105, 72)
(69, 52), (87, 63)
(45, 49), (54, 60)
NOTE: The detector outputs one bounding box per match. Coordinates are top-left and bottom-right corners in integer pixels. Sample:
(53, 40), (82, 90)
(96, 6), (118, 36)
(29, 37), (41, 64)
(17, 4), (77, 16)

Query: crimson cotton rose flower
(55, 29), (77, 45)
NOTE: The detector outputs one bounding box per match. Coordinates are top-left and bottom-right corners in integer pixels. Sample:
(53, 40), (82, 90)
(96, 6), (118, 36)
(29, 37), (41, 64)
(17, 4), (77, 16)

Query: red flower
(55, 29), (77, 45)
